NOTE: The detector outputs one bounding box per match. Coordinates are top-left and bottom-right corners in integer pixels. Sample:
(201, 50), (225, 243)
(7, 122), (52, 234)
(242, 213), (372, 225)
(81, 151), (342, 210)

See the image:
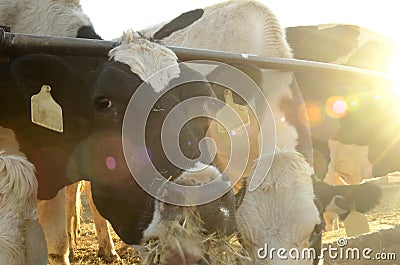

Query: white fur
(109, 30), (181, 93)
(0, 0), (93, 37)
(0, 131), (46, 265)
(177, 162), (222, 185)
(236, 150), (320, 265)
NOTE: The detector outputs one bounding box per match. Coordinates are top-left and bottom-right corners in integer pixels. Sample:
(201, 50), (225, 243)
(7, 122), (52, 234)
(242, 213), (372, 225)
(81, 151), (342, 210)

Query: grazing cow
(66, 30), (218, 245)
(138, 1), (321, 263)
(0, 126), (47, 265)
(142, 163), (236, 265)
(2, 25), (217, 257)
(236, 150), (321, 265)
(312, 180), (382, 231)
(285, 24), (398, 179)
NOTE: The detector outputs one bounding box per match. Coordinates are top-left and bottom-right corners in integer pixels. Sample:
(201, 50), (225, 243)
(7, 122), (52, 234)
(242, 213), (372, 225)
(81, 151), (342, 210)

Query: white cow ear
(153, 9), (204, 40)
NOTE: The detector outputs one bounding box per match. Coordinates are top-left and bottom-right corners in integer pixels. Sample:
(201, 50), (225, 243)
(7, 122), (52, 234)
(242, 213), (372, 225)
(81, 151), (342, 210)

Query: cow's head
(85, 31), (217, 244)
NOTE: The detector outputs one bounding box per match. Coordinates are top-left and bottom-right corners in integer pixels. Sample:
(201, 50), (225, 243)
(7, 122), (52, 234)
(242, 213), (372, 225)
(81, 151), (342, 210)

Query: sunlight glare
(389, 44), (400, 98)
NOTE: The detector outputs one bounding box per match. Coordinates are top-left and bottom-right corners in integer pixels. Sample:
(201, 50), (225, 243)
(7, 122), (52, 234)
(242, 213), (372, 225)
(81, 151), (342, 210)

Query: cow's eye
(94, 97), (112, 111)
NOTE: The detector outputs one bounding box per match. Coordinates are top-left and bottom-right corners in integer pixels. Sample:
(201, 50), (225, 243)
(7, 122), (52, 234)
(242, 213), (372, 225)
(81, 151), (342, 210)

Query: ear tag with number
(217, 89), (250, 133)
(343, 210), (370, 237)
(31, 85), (63, 133)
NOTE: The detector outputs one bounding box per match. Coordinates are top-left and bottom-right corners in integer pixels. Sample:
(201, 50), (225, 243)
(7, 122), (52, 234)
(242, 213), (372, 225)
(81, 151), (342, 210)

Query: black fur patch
(313, 180), (383, 215)
(286, 25), (359, 63)
(77, 26), (102, 40)
(153, 9), (204, 40)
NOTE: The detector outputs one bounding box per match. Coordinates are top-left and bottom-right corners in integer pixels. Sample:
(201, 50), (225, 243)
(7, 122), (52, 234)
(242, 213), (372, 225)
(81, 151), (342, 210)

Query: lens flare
(326, 96), (348, 118)
(301, 102), (322, 127)
(106, 156), (117, 170)
(347, 96), (359, 112)
(333, 99), (347, 114)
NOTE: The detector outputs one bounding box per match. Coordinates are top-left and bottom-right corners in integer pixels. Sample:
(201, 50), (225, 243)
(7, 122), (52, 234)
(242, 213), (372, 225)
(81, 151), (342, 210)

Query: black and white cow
(136, 2), (397, 264)
(1, 1), (105, 264)
(312, 180), (382, 231)
(4, 27), (220, 249)
(2, 3), (234, 262)
(72, 30), (218, 245)
(138, 1), (322, 264)
(285, 25), (396, 235)
(285, 24), (398, 180)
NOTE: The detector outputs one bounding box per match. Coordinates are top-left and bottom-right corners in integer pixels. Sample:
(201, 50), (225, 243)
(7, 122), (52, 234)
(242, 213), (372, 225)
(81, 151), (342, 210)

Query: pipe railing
(0, 28), (393, 83)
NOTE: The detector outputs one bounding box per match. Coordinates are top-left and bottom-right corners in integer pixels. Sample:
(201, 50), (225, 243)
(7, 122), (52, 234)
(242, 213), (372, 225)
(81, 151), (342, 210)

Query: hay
(141, 207), (252, 265)
(205, 233), (252, 265)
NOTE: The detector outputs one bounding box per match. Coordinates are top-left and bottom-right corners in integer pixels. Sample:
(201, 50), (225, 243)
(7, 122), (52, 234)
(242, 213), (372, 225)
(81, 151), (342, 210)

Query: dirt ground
(69, 178), (400, 265)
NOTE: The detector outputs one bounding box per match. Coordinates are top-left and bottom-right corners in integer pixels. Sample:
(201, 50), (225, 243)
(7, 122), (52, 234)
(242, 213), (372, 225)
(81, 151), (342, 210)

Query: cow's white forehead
(109, 30), (181, 93)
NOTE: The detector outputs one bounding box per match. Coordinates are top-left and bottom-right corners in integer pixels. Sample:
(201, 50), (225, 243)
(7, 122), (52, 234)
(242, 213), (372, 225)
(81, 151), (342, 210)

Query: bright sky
(80, 0), (399, 44)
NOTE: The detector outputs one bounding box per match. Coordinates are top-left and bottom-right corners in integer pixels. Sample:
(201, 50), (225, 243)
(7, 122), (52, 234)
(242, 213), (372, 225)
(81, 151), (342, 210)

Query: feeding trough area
(1, 27), (399, 265)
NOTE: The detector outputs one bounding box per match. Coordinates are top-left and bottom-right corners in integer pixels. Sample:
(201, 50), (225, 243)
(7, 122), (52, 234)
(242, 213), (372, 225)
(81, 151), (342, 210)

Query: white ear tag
(31, 85), (63, 133)
(343, 210), (370, 237)
(216, 89), (250, 133)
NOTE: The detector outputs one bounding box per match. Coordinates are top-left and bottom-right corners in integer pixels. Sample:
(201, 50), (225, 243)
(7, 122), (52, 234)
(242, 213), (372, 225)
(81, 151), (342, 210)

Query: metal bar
(2, 31), (116, 57)
(170, 46), (391, 80)
(0, 31), (393, 82)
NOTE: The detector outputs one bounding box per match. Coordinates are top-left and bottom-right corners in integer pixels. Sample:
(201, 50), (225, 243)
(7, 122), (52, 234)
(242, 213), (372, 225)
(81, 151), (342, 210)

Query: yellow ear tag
(343, 210), (370, 237)
(31, 85), (63, 133)
(217, 89), (250, 133)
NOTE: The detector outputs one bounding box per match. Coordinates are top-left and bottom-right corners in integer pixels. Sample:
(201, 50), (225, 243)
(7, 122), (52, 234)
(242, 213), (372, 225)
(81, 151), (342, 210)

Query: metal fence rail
(0, 28), (393, 83)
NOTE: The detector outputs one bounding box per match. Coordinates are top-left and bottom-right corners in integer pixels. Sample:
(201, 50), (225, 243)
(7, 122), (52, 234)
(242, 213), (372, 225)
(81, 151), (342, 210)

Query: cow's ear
(10, 54), (78, 101)
(153, 9), (204, 40)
